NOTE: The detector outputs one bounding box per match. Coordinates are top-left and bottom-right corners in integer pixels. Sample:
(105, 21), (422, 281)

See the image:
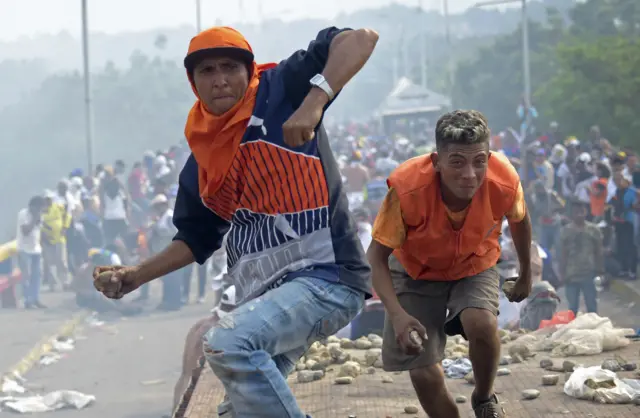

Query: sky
(0, 0), (514, 41)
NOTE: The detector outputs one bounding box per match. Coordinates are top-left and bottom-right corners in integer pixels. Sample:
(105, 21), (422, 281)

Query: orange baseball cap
(184, 26), (254, 73)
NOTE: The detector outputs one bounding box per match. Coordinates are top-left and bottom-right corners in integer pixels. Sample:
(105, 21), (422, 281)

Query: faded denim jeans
(203, 276), (365, 418)
(564, 277), (598, 315)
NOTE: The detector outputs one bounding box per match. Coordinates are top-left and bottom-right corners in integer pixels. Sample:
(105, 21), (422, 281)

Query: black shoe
(472, 393), (505, 418)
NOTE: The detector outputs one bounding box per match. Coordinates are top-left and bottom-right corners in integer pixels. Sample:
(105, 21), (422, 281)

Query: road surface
(1, 286), (639, 417)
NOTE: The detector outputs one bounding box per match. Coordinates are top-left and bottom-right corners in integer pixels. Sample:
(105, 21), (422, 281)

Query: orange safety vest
(387, 152), (520, 281)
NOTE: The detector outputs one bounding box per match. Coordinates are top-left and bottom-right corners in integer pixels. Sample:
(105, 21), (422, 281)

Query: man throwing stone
(94, 25), (378, 417)
(367, 110), (532, 418)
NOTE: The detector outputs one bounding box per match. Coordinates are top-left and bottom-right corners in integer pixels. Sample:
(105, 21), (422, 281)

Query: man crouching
(367, 110), (533, 418)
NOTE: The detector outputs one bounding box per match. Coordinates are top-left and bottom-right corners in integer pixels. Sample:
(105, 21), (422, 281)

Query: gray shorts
(381, 255), (500, 372)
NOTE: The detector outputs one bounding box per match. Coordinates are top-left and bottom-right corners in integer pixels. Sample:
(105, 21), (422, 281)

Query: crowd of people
(8, 20), (640, 418)
(10, 143), (228, 313)
(9, 116), (640, 321)
(329, 118), (640, 320)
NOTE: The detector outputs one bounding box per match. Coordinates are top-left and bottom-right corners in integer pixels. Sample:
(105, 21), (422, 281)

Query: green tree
(536, 36), (640, 147)
(450, 17), (563, 131)
(0, 51), (193, 230)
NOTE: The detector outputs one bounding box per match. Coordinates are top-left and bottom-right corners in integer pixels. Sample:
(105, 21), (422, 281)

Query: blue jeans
(17, 252), (42, 305)
(203, 276), (364, 418)
(160, 270), (183, 309)
(564, 278), (598, 315)
(537, 224), (558, 252)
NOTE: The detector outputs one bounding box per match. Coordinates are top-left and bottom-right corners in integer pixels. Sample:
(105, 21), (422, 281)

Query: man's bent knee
(203, 319), (241, 358)
(460, 308), (498, 343)
(409, 363), (446, 391)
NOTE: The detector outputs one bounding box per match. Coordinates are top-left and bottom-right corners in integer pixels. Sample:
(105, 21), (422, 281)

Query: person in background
(589, 162), (610, 221)
(342, 151), (370, 193)
(182, 259), (208, 305)
(627, 152), (640, 188)
(128, 161), (149, 229)
(573, 152), (596, 204)
(611, 171), (638, 280)
(374, 147), (399, 178)
(55, 179), (78, 217)
(83, 175), (98, 200)
(556, 139), (579, 199)
(548, 143), (567, 191)
(559, 200), (603, 314)
(352, 207), (372, 251)
(533, 148), (554, 190)
(79, 193), (104, 249)
(148, 194), (182, 310)
(363, 170), (388, 218)
(128, 161), (148, 206)
(142, 150), (156, 175)
(94, 164), (105, 181)
(527, 180), (564, 252)
(100, 166), (130, 244)
(41, 191), (71, 291)
(114, 159), (127, 185)
(16, 196), (46, 308)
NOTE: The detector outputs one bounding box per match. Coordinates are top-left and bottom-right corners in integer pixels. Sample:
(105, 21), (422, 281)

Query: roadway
(1, 284), (639, 418)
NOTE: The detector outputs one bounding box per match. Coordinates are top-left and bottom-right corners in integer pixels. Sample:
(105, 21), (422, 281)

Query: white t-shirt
(103, 194), (127, 220)
(16, 208), (42, 254)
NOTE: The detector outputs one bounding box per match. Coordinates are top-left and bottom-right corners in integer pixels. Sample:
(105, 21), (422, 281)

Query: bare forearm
(371, 261), (405, 318)
(133, 240), (195, 285)
(323, 29), (378, 92)
(509, 213), (532, 274)
(368, 243), (405, 318)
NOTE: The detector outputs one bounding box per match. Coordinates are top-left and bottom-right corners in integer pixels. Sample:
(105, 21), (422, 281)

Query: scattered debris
(522, 389), (541, 400)
(497, 368), (511, 376)
(0, 390), (95, 413)
(381, 375), (393, 383)
(541, 374), (560, 386)
(403, 405), (419, 414)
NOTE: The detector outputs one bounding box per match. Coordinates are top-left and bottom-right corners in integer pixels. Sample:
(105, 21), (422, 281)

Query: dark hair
(435, 110), (491, 151)
(28, 196), (45, 209)
(595, 162), (611, 179)
(569, 199), (589, 213)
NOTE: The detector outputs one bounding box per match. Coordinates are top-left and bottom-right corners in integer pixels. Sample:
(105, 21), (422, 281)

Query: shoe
(472, 393), (505, 418)
(33, 301), (47, 309)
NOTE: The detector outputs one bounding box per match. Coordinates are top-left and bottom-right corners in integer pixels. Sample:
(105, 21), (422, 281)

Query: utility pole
(442, 0), (452, 108)
(474, 0), (531, 183)
(81, 0), (94, 174)
(195, 0), (202, 33)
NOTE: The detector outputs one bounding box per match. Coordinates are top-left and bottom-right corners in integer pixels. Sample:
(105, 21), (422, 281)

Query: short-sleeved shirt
(372, 183), (527, 250)
(16, 208), (42, 254)
(558, 222), (603, 282)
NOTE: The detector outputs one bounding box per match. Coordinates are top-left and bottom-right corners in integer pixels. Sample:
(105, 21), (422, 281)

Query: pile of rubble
(293, 319), (640, 408)
(294, 334), (386, 385)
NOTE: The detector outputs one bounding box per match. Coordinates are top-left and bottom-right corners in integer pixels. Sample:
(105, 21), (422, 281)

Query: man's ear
(431, 152), (440, 171)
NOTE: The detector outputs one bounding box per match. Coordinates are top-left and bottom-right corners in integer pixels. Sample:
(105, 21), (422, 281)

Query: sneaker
(472, 393), (505, 418)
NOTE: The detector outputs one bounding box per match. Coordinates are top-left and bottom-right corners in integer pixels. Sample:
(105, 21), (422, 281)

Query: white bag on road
(564, 366), (640, 404)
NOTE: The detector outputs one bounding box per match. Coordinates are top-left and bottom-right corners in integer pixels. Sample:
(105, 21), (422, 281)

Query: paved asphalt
(1, 283), (639, 418)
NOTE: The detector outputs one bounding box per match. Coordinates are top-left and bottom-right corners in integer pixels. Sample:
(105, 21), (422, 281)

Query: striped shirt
(173, 27), (371, 307)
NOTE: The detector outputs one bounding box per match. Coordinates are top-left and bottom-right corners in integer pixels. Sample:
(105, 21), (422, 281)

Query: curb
(3, 310), (91, 379)
(609, 279), (640, 305)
